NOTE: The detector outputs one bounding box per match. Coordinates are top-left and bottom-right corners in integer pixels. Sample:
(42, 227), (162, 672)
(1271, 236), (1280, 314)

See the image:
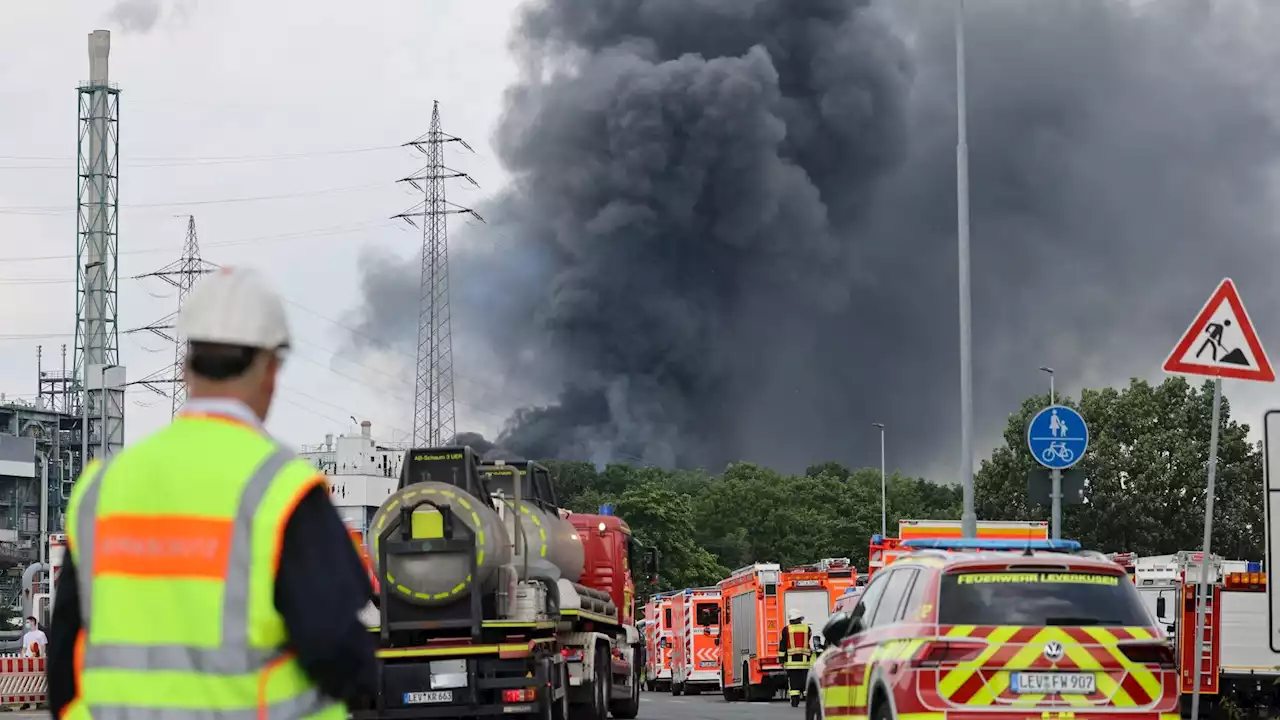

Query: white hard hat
(177, 267), (290, 350)
(788, 608), (803, 622)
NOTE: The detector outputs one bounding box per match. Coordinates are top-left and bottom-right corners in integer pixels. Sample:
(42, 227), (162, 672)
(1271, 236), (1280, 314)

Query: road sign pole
(1028, 404), (1088, 520)
(1050, 468), (1062, 540)
(1190, 376), (1222, 720)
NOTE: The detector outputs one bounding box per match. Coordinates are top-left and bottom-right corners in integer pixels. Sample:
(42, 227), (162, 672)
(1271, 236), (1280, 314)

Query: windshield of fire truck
(938, 570), (1150, 626)
(695, 602), (719, 626)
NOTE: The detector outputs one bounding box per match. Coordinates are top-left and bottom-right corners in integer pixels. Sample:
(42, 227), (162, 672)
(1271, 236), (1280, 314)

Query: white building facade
(298, 420), (404, 534)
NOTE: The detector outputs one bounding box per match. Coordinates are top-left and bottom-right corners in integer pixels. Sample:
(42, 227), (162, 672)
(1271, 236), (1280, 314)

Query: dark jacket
(48, 486), (377, 716)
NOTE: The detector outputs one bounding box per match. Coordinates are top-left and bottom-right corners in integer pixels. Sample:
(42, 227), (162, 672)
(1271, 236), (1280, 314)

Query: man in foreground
(48, 267), (376, 718)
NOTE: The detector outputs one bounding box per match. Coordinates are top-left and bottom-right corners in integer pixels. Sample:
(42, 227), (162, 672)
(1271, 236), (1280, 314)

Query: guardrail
(0, 654), (46, 709)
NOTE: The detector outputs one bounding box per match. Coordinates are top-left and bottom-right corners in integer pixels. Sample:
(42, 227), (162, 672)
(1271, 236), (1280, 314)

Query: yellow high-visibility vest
(785, 623), (812, 661)
(62, 412), (348, 720)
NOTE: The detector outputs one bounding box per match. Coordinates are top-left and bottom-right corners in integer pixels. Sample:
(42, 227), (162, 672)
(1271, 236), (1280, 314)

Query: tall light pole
(956, 0), (977, 539)
(1039, 366), (1055, 405)
(1039, 366), (1061, 539)
(873, 423), (886, 537)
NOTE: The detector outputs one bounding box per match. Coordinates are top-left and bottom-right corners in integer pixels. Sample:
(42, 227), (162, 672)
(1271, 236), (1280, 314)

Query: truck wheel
(609, 648), (641, 720)
(591, 645), (610, 720)
(671, 680), (682, 696)
(742, 662), (754, 702)
(551, 661), (569, 720)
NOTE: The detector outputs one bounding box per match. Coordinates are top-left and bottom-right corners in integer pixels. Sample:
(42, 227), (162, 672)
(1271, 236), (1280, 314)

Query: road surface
(640, 689), (800, 720)
(5, 693), (801, 719)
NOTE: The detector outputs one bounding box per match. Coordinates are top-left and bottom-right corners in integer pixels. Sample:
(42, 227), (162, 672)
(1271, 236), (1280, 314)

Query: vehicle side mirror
(822, 611), (854, 646)
(1156, 597), (1166, 620)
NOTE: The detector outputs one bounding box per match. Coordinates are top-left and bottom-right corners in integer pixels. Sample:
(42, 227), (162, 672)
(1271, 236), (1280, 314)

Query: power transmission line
(392, 101), (483, 447)
(123, 216), (216, 416)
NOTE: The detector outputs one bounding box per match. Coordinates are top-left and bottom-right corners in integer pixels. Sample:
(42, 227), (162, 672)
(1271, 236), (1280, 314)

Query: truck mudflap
(352, 652), (566, 719)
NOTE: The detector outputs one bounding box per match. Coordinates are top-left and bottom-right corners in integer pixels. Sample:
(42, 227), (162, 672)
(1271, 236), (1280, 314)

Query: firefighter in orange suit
(778, 608), (813, 707)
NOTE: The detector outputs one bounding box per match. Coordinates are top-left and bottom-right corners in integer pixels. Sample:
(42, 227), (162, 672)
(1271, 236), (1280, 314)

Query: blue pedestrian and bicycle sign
(1027, 405), (1089, 470)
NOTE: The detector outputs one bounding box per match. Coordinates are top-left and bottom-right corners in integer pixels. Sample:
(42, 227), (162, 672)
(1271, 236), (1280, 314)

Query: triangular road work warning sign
(1163, 278), (1275, 382)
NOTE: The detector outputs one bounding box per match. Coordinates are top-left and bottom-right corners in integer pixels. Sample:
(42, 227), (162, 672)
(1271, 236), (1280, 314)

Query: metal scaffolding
(72, 29), (126, 466)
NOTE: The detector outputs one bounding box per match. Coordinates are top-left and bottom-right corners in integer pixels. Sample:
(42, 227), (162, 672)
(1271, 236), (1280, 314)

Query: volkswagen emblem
(1042, 641), (1065, 662)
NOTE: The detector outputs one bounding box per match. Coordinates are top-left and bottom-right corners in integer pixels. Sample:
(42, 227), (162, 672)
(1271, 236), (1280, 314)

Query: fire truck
(642, 592), (677, 691)
(351, 447), (658, 720)
(1145, 567), (1279, 714)
(718, 558), (855, 702)
(866, 519), (1049, 579)
(668, 587), (721, 695)
(1106, 551), (1137, 581)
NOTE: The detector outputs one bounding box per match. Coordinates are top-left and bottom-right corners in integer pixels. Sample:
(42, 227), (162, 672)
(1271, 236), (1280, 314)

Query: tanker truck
(351, 446), (657, 720)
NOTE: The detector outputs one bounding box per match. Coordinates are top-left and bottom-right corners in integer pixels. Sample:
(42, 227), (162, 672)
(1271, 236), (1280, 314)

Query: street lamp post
(1039, 366), (1061, 539)
(1039, 366), (1055, 405)
(956, 0), (977, 539)
(873, 423), (886, 537)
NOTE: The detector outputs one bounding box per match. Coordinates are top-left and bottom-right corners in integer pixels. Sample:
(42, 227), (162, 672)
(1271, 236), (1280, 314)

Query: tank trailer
(351, 446), (658, 720)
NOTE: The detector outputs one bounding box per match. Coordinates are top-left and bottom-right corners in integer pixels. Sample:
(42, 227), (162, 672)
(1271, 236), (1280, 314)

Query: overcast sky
(4, 0), (1280, 481)
(0, 0), (525, 450)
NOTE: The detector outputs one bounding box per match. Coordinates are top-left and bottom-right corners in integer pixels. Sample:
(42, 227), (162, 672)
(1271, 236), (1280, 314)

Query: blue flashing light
(871, 534), (883, 544)
(599, 504), (614, 516)
(1248, 561), (1262, 572)
(899, 538), (1082, 552)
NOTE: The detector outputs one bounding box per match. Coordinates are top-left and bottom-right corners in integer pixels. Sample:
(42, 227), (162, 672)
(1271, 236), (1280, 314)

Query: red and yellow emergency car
(808, 539), (1179, 720)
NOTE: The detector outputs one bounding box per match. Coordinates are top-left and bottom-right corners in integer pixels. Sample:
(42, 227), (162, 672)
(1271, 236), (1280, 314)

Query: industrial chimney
(89, 30), (110, 84)
(361, 420), (372, 439)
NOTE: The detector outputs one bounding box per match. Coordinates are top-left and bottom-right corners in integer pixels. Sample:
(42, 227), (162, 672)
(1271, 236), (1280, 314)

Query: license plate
(698, 660), (717, 668)
(404, 691), (453, 704)
(1011, 672), (1096, 694)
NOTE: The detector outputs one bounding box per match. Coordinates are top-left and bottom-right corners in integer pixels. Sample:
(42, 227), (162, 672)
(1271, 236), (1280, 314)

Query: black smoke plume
(346, 0), (1280, 476)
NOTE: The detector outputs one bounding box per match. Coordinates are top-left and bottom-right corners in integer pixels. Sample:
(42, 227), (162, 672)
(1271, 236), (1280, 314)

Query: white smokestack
(88, 30), (110, 85)
(361, 420), (372, 439)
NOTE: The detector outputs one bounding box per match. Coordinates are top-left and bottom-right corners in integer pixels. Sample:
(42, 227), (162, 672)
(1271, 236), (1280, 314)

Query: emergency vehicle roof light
(871, 534), (883, 544)
(1223, 571), (1266, 590)
(899, 538), (1082, 552)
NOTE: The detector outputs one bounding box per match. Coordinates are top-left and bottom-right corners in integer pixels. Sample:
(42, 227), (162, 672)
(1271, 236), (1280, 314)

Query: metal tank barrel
(366, 481), (513, 607)
(499, 499), (585, 583)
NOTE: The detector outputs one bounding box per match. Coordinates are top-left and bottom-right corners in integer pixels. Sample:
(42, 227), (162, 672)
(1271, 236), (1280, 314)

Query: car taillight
(1120, 642), (1176, 669)
(910, 641), (985, 668)
(503, 688), (537, 703)
(561, 648), (584, 662)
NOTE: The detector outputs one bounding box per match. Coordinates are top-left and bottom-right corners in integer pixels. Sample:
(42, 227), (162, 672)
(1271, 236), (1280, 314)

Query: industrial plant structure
(0, 30), (124, 614)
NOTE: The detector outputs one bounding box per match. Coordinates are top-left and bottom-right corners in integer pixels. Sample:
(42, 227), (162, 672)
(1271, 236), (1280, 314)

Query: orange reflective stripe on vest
(95, 515), (235, 578)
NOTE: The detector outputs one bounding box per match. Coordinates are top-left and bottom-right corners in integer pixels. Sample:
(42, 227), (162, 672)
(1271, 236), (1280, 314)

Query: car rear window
(938, 569), (1152, 626)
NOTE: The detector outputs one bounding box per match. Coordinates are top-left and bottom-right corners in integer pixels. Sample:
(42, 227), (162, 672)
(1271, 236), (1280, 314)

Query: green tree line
(545, 377), (1265, 593)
